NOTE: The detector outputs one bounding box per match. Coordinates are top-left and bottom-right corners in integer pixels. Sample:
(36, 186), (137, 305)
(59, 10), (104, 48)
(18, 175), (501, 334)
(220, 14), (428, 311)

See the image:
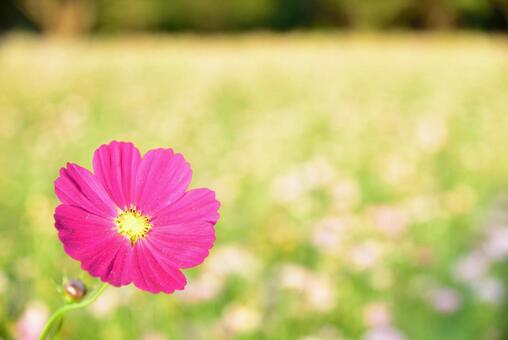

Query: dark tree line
(1, 0), (508, 36)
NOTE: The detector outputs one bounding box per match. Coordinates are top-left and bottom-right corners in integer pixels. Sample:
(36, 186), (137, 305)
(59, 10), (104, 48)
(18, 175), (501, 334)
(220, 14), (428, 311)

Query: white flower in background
(471, 277), (505, 305)
(280, 264), (310, 291)
(363, 326), (406, 340)
(271, 157), (336, 204)
(311, 217), (349, 255)
(176, 272), (224, 303)
(331, 179), (361, 211)
(59, 95), (89, 130)
(272, 172), (307, 203)
(178, 245), (259, 303)
(305, 275), (337, 312)
(363, 302), (391, 328)
(302, 157), (336, 189)
(453, 251), (490, 282)
(415, 117), (448, 152)
(16, 301), (48, 340)
(376, 154), (414, 186)
(426, 287), (461, 314)
(482, 226), (508, 261)
(369, 205), (408, 239)
(90, 286), (133, 317)
(221, 303), (261, 334)
(452, 195), (508, 307)
(350, 241), (383, 271)
(279, 264), (337, 312)
(205, 245), (260, 279)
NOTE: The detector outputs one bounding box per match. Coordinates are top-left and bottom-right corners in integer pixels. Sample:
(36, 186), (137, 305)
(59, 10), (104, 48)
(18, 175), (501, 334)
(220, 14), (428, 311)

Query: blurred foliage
(318, 0), (412, 28)
(2, 0), (508, 35)
(1, 33), (508, 339)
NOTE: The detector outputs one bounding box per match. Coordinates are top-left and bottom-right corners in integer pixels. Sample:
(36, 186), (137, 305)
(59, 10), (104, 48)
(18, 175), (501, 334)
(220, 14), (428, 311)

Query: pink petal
(148, 189), (219, 269)
(133, 148), (192, 215)
(93, 141), (142, 210)
(152, 188), (220, 225)
(84, 238), (133, 286)
(146, 231), (213, 269)
(55, 163), (117, 218)
(131, 241), (186, 294)
(55, 204), (116, 261)
(55, 204), (133, 286)
(102, 242), (133, 286)
(80, 239), (124, 278)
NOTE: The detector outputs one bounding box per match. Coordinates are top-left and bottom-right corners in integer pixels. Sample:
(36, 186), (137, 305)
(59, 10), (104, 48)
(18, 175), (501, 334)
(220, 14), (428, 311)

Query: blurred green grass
(1, 33), (508, 339)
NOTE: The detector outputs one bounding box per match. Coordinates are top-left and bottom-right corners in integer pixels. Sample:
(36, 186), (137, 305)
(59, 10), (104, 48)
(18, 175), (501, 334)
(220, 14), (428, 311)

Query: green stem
(39, 283), (108, 340)
(53, 317), (64, 339)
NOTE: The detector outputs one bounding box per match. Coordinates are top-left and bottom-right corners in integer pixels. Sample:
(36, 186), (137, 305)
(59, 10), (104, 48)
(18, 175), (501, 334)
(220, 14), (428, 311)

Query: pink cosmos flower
(54, 141), (220, 294)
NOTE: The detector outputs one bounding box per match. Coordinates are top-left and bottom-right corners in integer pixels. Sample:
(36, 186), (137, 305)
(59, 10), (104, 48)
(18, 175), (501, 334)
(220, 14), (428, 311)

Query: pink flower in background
(426, 287), (461, 314)
(370, 205), (408, 239)
(363, 326), (406, 340)
(54, 141), (220, 294)
(453, 251), (489, 282)
(16, 301), (48, 340)
(363, 302), (391, 328)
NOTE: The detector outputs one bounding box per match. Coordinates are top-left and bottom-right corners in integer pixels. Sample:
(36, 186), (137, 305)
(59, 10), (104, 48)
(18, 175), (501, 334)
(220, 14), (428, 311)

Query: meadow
(1, 33), (508, 339)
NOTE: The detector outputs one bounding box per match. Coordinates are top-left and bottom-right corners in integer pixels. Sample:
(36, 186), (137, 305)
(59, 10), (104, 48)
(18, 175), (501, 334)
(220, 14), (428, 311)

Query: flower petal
(133, 148), (192, 215)
(148, 189), (219, 268)
(55, 163), (117, 218)
(55, 204), (134, 286)
(89, 240), (133, 286)
(131, 241), (186, 293)
(80, 239), (124, 279)
(152, 188), (220, 225)
(55, 204), (116, 261)
(104, 242), (134, 286)
(93, 141), (142, 210)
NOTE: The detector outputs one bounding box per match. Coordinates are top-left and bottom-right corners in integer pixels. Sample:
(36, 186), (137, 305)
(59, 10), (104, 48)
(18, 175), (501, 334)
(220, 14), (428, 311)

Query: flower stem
(39, 282), (108, 340)
(53, 317), (64, 339)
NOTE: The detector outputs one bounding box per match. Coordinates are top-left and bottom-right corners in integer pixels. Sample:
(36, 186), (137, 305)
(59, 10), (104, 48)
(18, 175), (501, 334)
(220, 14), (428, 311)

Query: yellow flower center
(115, 207), (152, 245)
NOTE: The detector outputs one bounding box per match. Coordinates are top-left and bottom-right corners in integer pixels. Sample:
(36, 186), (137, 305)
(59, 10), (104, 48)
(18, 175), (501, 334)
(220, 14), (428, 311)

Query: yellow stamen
(115, 207), (152, 245)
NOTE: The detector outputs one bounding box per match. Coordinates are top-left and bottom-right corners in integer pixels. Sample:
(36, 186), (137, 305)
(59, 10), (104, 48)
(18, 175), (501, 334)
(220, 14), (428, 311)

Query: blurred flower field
(1, 33), (508, 339)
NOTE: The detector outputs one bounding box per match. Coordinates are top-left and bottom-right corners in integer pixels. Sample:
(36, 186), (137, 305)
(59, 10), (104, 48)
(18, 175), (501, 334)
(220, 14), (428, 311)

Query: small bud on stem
(63, 279), (87, 302)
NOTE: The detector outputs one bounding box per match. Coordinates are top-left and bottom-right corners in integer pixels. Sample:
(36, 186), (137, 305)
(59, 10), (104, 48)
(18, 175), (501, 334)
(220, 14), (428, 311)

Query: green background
(1, 33), (508, 339)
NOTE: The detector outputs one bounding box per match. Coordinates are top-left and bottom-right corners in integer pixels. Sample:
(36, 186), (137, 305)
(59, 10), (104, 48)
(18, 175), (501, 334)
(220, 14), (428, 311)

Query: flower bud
(63, 279), (87, 302)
